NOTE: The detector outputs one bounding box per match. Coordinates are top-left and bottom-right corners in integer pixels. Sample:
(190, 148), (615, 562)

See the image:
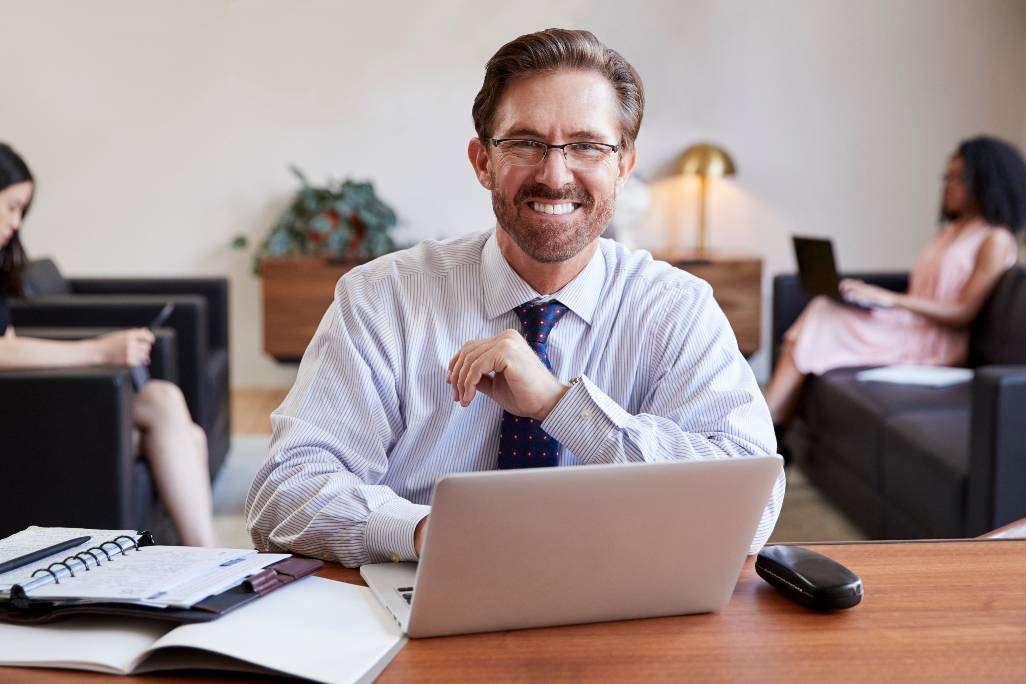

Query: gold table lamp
(678, 143), (737, 253)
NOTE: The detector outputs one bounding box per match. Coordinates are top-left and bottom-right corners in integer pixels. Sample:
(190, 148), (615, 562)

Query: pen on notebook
(0, 536), (91, 575)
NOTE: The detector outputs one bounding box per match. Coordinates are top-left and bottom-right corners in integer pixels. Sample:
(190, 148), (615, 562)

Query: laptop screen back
(793, 236), (841, 297)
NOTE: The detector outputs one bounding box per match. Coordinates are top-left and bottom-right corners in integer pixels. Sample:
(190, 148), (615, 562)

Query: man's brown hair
(472, 28), (645, 151)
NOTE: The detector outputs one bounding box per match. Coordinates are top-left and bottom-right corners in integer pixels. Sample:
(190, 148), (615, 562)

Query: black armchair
(772, 265), (1026, 538)
(8, 259), (230, 473)
(0, 325), (182, 541)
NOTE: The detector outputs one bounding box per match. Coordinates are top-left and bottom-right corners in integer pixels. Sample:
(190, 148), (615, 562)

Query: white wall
(3, 0), (1024, 386)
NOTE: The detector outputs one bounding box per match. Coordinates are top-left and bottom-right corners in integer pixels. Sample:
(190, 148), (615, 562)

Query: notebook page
(0, 527), (136, 596)
(138, 576), (406, 684)
(27, 547), (257, 605)
(0, 616), (169, 674)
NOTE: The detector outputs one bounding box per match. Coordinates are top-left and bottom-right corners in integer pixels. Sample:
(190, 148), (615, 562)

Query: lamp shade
(678, 143), (737, 178)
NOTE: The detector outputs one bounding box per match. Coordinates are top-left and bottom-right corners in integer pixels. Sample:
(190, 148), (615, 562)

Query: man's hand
(414, 516), (428, 556)
(447, 329), (569, 420)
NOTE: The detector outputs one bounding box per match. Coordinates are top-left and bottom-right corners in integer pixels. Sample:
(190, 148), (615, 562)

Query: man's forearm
(245, 446), (430, 568)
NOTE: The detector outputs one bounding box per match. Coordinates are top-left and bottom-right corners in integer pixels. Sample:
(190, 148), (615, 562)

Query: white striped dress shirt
(246, 230), (785, 567)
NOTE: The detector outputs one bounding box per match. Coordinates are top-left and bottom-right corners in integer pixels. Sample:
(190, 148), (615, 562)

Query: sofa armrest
(68, 277), (229, 350)
(7, 295), (207, 425)
(0, 368), (137, 536)
(771, 271), (910, 370)
(14, 327), (179, 383)
(967, 365), (1026, 536)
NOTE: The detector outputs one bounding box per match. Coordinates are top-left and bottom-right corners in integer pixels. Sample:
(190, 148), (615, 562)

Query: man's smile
(526, 200), (581, 216)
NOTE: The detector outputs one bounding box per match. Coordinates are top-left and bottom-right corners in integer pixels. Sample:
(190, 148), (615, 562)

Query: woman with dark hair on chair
(0, 142), (219, 546)
(766, 135), (1025, 433)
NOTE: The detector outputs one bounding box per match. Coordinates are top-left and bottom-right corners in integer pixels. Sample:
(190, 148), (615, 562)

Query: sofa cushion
(881, 409), (969, 537)
(801, 368), (970, 485)
(21, 258), (71, 296)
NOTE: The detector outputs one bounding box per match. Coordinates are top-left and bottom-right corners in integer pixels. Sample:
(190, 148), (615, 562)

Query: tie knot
(515, 300), (568, 346)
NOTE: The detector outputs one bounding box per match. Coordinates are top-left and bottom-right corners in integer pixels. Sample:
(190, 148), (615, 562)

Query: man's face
(469, 70), (636, 264)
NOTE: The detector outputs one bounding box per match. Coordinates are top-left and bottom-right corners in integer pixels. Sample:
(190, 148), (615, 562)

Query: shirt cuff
(541, 375), (630, 464)
(364, 498), (432, 563)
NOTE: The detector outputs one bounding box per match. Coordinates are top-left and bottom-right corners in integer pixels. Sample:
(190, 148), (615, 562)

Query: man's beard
(491, 180), (615, 263)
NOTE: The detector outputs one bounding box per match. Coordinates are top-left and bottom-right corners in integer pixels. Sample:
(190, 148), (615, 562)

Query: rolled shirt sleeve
(245, 274), (429, 568)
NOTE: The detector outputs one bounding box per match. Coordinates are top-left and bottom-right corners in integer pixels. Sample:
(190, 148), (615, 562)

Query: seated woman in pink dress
(765, 136), (1025, 430)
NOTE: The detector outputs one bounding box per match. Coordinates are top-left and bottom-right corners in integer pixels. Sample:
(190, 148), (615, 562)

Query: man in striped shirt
(246, 29), (785, 568)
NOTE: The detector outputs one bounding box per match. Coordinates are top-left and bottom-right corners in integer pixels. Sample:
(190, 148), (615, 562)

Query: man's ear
(614, 146), (638, 195)
(468, 137), (494, 190)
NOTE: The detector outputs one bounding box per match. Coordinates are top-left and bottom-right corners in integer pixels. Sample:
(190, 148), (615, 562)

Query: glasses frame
(488, 138), (620, 168)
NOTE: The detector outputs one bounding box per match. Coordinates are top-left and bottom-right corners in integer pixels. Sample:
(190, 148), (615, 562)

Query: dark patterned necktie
(496, 300), (569, 469)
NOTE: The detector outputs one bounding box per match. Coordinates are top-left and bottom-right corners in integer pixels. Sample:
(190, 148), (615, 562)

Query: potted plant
(238, 167), (405, 361)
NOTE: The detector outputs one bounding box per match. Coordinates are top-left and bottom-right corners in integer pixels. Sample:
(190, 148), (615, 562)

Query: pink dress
(786, 220), (1008, 375)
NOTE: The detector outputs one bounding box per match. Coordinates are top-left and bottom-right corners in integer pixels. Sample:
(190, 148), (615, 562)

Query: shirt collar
(480, 229), (605, 325)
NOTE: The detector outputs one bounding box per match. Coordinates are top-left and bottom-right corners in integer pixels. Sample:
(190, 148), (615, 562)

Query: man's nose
(534, 149), (574, 188)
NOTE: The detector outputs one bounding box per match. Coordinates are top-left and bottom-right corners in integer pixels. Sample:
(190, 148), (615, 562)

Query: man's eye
(510, 140), (541, 149)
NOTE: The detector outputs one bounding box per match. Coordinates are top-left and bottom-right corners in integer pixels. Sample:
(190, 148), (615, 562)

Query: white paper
(855, 365), (973, 387)
(150, 552), (290, 607)
(0, 577), (405, 682)
(0, 616), (170, 674)
(140, 576), (406, 684)
(29, 547), (258, 605)
(0, 527), (136, 595)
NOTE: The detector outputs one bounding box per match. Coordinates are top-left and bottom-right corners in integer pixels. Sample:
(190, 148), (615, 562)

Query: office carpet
(211, 436), (866, 549)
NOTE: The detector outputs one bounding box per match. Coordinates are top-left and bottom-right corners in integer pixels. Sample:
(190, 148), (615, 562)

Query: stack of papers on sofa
(855, 365), (973, 387)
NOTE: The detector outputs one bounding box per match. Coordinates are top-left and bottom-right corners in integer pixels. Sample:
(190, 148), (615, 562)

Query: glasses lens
(565, 143), (615, 167)
(498, 140), (547, 166)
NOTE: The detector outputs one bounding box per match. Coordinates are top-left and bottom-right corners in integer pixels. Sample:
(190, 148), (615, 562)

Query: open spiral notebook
(0, 526), (319, 621)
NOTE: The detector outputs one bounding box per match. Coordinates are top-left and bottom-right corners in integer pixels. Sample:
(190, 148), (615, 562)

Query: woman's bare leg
(764, 343), (807, 426)
(134, 380), (219, 547)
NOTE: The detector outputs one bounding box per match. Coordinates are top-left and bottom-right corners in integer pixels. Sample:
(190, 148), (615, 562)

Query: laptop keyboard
(397, 586), (414, 604)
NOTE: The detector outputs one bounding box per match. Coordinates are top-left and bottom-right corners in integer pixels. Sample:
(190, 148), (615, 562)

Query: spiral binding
(9, 531), (155, 607)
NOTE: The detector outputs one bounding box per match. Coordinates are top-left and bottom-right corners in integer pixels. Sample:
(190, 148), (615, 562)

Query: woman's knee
(192, 425), (209, 456)
(136, 380), (191, 422)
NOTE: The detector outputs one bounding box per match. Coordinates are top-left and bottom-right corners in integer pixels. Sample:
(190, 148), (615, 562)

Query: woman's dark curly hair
(0, 143), (34, 296)
(943, 136), (1026, 236)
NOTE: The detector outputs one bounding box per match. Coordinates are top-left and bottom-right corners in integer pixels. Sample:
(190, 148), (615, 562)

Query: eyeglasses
(488, 138), (620, 169)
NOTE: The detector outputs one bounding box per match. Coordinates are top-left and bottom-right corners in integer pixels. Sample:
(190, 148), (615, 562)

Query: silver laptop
(361, 456), (782, 638)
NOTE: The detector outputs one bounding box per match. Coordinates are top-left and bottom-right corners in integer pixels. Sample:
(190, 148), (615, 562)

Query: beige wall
(3, 0), (1025, 386)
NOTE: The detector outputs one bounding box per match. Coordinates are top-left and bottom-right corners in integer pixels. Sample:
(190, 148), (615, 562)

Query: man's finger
(448, 338), (487, 384)
(461, 350), (499, 406)
(456, 343), (496, 404)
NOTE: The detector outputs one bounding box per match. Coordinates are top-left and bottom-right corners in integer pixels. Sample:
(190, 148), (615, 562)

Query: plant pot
(260, 256), (363, 362)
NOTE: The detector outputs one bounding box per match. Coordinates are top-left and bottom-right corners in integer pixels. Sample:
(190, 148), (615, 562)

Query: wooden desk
(651, 249), (762, 356)
(3, 539), (1024, 682)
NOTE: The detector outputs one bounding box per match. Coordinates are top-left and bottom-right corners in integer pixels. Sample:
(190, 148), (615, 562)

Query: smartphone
(149, 303), (175, 330)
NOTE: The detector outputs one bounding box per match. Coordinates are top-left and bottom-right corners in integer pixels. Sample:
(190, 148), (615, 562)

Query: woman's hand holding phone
(96, 328), (155, 367)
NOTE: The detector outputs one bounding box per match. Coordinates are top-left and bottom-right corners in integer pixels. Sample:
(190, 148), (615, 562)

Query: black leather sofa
(8, 259), (231, 473)
(0, 329), (180, 540)
(772, 264), (1026, 539)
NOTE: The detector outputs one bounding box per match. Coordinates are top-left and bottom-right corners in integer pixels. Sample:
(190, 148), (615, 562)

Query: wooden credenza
(261, 256), (356, 362)
(651, 249), (762, 357)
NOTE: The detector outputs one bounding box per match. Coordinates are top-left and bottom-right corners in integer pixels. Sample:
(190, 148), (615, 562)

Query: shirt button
(580, 409), (594, 419)
(388, 552), (400, 563)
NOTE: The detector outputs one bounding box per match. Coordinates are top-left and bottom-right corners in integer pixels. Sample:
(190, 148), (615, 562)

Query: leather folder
(0, 556), (323, 625)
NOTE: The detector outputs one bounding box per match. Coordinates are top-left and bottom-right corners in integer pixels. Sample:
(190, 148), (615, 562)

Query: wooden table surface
(3, 539), (1024, 682)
